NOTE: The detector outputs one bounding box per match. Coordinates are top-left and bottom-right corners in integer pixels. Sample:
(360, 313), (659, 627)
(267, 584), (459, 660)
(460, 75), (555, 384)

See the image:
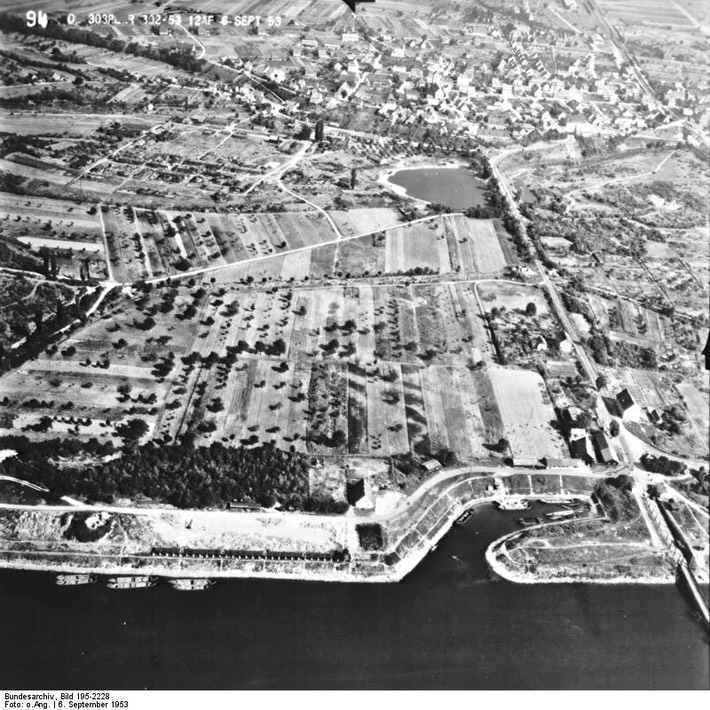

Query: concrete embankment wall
(486, 541), (675, 585)
(0, 472), (604, 583)
(677, 563), (710, 627)
(485, 523), (675, 586)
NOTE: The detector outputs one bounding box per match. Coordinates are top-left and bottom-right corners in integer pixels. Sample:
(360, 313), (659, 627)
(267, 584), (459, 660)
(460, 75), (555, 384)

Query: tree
(497, 437), (509, 453)
(315, 118), (325, 144)
(595, 374), (608, 390)
(525, 301), (537, 317)
(115, 418), (149, 441)
(331, 430), (347, 448)
(295, 123), (311, 140)
(350, 167), (358, 189)
(436, 448), (457, 466)
(207, 398), (224, 413)
(33, 309), (44, 333)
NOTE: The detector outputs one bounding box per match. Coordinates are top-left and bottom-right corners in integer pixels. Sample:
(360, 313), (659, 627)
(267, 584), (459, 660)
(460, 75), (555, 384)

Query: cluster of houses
(560, 387), (670, 468)
(204, 15), (687, 146)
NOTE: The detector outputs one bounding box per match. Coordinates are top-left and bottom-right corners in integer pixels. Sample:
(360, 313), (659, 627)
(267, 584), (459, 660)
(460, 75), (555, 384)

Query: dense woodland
(639, 454), (687, 476)
(594, 475), (637, 522)
(0, 437), (348, 513)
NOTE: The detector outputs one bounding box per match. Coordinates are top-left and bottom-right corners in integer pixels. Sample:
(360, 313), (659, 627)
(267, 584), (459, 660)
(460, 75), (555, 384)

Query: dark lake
(1, 503), (707, 690)
(388, 167), (487, 209)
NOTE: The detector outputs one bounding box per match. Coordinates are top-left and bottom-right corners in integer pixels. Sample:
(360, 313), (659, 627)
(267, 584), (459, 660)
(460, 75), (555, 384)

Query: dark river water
(0, 504), (708, 690)
(388, 167), (487, 209)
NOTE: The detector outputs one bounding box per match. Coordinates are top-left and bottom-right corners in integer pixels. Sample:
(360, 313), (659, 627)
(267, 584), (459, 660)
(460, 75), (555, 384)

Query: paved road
(491, 143), (599, 384)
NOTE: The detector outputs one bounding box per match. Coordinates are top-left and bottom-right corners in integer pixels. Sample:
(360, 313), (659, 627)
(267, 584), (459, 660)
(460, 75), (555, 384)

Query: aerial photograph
(0, 0), (708, 694)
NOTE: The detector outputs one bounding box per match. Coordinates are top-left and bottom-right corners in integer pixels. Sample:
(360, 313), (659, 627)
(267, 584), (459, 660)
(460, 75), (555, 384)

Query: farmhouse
(592, 431), (616, 465)
(511, 457), (544, 468)
(541, 457), (579, 469)
(558, 338), (574, 355)
(346, 479), (366, 506)
(569, 430), (595, 463)
(422, 459), (442, 473)
(616, 388), (642, 420)
(646, 407), (662, 425)
(531, 335), (548, 352)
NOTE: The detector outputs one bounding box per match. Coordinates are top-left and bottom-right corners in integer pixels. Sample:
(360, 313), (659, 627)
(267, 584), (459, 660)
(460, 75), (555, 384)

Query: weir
(677, 562), (710, 629)
(654, 497), (710, 630)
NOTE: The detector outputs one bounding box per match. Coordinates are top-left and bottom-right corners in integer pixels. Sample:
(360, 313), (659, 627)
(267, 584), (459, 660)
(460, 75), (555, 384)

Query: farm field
(598, 0), (695, 26)
(99, 207), (340, 282)
(0, 195), (103, 243)
(0, 157), (74, 187)
(488, 366), (566, 459)
(477, 281), (550, 316)
(384, 219), (445, 274)
(328, 208), (402, 237)
(0, 113), (156, 138)
(332, 215), (509, 278)
(0, 275), (514, 463)
(92, 207), (512, 285)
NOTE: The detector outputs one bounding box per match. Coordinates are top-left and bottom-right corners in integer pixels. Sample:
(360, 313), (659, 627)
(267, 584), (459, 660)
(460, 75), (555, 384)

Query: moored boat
(496, 499), (530, 511)
(515, 517), (540, 527)
(56, 574), (96, 586)
(455, 510), (473, 525)
(170, 578), (214, 591)
(106, 576), (157, 590)
(545, 509), (578, 521)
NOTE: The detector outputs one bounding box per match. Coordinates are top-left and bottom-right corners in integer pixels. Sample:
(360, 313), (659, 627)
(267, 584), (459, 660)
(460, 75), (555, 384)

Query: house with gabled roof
(616, 388), (642, 420)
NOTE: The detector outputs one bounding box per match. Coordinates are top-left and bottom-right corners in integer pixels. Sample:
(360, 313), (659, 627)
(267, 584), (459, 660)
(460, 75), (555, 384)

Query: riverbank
(0, 471), (659, 584)
(4, 547), (708, 691)
(0, 466), (678, 585)
(486, 524), (675, 585)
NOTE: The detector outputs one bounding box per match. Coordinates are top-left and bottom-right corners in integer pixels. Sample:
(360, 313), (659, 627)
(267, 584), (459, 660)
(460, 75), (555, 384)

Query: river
(387, 167), (487, 209)
(0, 503), (707, 690)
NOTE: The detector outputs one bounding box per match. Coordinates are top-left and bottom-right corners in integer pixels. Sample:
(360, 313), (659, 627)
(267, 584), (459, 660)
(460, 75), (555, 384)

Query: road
(9, 281), (115, 351)
(242, 139), (312, 196)
(490, 143), (599, 384)
(65, 125), (165, 189)
(143, 212), (452, 286)
(669, 0), (709, 35)
(632, 484), (664, 548)
(586, 0), (658, 103)
(539, 268), (598, 383)
(96, 203), (116, 283)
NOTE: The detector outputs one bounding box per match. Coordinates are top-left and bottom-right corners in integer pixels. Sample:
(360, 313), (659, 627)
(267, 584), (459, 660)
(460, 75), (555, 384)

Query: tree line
(0, 437), (348, 513)
(0, 12), (207, 75)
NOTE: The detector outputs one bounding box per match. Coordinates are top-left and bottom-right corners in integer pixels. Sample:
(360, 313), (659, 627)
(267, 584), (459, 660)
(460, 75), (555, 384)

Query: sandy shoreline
(377, 158), (468, 203)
